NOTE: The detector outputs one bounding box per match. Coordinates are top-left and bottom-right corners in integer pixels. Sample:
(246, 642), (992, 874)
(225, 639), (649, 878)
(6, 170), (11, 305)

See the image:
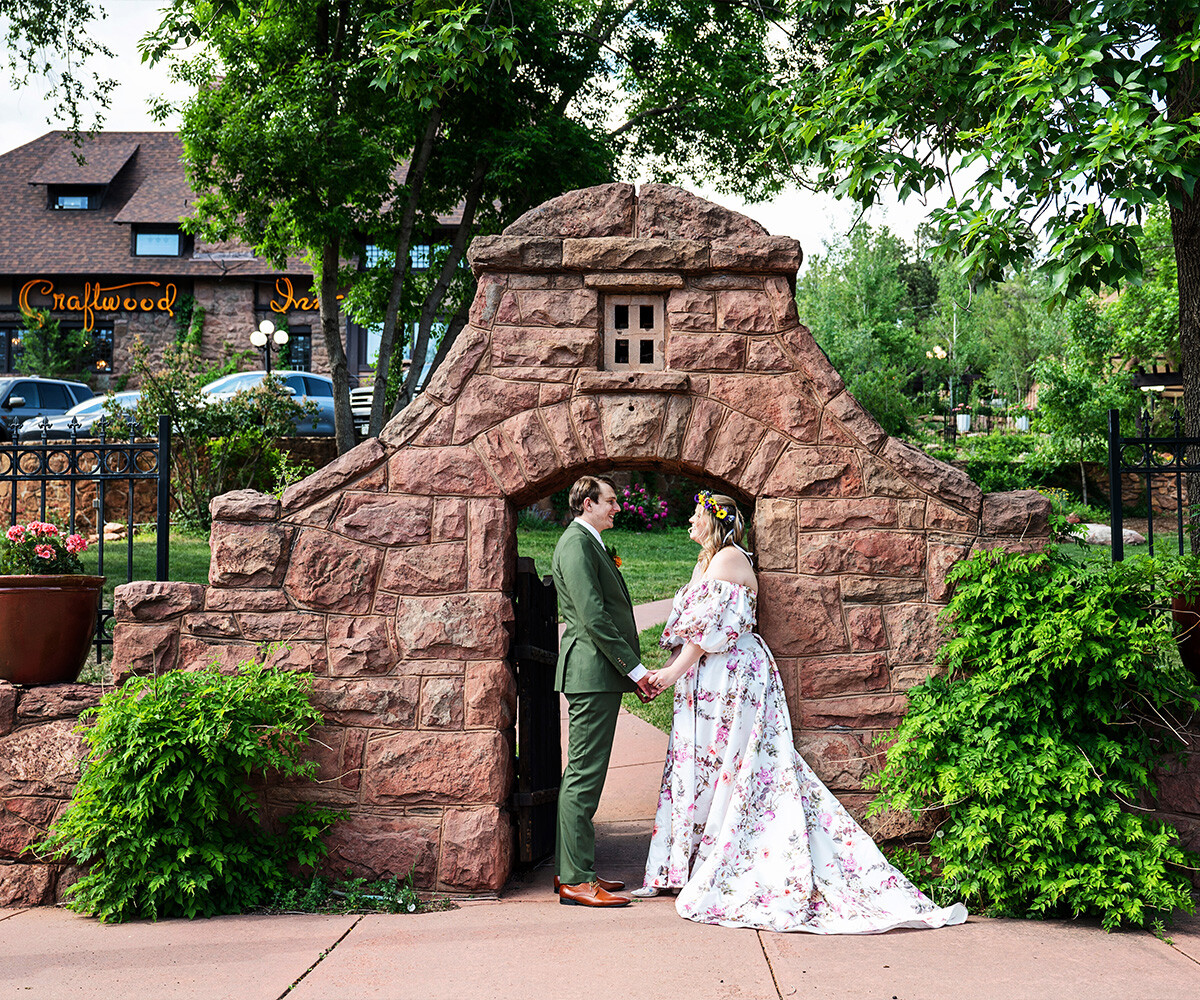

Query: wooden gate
(510, 556), (561, 867)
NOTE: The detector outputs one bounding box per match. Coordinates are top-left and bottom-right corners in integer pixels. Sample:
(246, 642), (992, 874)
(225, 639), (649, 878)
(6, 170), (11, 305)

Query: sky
(0, 1), (952, 264)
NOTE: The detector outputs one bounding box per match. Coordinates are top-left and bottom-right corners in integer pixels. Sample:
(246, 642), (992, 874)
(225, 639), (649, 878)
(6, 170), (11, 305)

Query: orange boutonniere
(606, 543), (622, 568)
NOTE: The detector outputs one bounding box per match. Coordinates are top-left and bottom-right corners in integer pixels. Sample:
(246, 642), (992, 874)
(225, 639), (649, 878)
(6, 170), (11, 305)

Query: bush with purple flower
(2, 520), (89, 575)
(613, 483), (670, 532)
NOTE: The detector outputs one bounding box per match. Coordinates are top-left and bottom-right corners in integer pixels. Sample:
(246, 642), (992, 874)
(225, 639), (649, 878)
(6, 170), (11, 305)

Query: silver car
(0, 376), (95, 441)
(17, 391), (142, 441)
(200, 371), (335, 435)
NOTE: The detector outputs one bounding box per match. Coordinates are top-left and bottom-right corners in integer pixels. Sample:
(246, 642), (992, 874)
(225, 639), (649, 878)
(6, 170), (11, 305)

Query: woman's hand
(649, 644), (701, 693)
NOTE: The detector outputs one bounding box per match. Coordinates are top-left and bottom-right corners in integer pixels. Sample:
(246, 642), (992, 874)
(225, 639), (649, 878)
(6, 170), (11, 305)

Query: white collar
(573, 517), (605, 549)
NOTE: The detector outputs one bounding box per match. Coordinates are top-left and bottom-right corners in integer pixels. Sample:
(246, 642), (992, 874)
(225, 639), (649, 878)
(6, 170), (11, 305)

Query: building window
(49, 185), (100, 210)
(410, 245), (431, 269)
(1, 325), (28, 373)
(134, 229), (183, 256)
(364, 243), (392, 268)
(285, 327), (312, 371)
(603, 294), (665, 371)
(90, 327), (114, 373)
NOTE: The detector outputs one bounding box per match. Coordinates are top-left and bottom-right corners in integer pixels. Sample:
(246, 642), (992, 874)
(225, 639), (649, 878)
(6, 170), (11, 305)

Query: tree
(759, 1), (1200, 498)
(147, 1), (795, 452)
(1, 0), (116, 134)
(14, 307), (92, 378)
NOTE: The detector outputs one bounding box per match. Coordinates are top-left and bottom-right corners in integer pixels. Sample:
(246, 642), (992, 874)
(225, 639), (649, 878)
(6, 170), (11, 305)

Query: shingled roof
(0, 131), (305, 277)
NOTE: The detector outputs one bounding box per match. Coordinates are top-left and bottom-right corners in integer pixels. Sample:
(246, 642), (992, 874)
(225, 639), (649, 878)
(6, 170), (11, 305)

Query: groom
(552, 475), (656, 907)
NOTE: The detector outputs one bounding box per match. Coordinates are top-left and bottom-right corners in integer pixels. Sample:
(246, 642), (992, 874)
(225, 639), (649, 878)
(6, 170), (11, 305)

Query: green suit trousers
(556, 689), (623, 885)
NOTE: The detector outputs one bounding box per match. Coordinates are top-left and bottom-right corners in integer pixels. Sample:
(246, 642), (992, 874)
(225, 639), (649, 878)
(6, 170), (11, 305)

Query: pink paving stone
(465, 660), (517, 728)
(883, 603), (944, 664)
(111, 622), (179, 677)
(762, 445), (863, 498)
(388, 445), (499, 496)
(326, 615), (398, 677)
(467, 498), (515, 592)
(207, 522), (291, 588)
(322, 813), (440, 884)
(393, 593), (513, 659)
(745, 335), (794, 372)
(797, 497), (898, 530)
(451, 375), (542, 444)
(498, 410), (559, 485)
(379, 541), (468, 594)
(598, 394), (669, 460)
(706, 373), (821, 443)
(331, 492), (433, 546)
(799, 652), (889, 699)
(362, 729), (511, 804)
(209, 489), (280, 523)
(113, 581), (204, 622)
(636, 182), (768, 240)
(505, 182), (635, 237)
(284, 530), (382, 615)
(715, 289), (776, 332)
(490, 327), (599, 368)
(438, 806), (512, 892)
(757, 573), (847, 655)
(666, 332), (746, 371)
(420, 676), (465, 729)
(796, 530), (926, 576)
(280, 437), (387, 512)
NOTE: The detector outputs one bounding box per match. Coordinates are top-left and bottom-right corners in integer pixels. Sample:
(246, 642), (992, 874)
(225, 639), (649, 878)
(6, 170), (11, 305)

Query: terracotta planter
(1172, 593), (1200, 684)
(0, 575), (106, 685)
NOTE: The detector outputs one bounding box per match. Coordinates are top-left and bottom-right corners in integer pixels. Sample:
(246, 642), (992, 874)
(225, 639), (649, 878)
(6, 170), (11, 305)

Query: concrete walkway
(3, 599), (1199, 998)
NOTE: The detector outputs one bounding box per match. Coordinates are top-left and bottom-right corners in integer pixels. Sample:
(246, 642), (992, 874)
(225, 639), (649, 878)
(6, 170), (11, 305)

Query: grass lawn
(516, 523), (696, 606)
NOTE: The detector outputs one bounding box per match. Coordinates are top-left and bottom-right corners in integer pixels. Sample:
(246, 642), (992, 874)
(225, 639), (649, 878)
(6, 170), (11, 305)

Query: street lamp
(249, 319), (289, 375)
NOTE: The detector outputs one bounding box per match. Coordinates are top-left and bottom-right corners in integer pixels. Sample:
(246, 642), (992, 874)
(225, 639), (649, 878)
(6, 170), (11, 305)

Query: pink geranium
(34, 544), (55, 559)
(5, 525), (24, 542)
(65, 534), (88, 555)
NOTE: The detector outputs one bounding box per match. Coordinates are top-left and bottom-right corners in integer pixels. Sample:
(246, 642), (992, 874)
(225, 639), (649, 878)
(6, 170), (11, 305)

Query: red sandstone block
(800, 693), (907, 730)
(799, 652), (889, 699)
(362, 729), (511, 805)
(420, 676), (465, 729)
(332, 493), (433, 546)
(379, 542), (468, 595)
(439, 806), (512, 892)
(322, 813), (440, 886)
(762, 446), (863, 498)
(284, 530), (382, 615)
(667, 333), (746, 372)
(326, 615), (398, 677)
(757, 573), (847, 656)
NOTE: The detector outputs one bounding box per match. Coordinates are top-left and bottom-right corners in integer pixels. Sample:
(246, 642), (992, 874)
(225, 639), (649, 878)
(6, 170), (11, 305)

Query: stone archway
(113, 183), (1050, 893)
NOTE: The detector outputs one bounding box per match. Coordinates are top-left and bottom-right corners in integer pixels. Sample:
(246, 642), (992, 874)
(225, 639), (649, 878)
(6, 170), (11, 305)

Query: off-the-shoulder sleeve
(660, 580), (757, 654)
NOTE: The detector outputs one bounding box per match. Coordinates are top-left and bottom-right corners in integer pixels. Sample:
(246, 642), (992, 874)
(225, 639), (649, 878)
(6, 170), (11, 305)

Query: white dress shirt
(573, 518), (648, 682)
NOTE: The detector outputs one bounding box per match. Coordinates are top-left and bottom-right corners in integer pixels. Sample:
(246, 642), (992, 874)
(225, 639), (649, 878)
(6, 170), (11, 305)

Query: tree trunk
(1165, 13), (1200, 552)
(370, 106), (443, 437)
(319, 236), (356, 455)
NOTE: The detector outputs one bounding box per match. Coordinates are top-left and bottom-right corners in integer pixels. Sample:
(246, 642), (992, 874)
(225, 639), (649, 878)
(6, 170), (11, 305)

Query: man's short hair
(569, 475), (616, 518)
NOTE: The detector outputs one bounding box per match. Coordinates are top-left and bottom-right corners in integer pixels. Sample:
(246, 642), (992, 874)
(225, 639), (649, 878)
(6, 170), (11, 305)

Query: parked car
(200, 370), (335, 436)
(0, 377), (95, 441)
(17, 391), (142, 441)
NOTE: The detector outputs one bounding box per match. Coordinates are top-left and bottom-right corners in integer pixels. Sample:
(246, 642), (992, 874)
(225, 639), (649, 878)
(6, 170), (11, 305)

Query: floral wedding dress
(640, 576), (968, 933)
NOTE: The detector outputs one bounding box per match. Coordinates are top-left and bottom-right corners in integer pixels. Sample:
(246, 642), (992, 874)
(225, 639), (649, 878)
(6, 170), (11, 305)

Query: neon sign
(19, 279), (177, 333)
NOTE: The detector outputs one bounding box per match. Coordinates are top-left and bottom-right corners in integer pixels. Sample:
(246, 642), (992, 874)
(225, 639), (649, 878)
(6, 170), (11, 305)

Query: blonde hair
(694, 492), (748, 568)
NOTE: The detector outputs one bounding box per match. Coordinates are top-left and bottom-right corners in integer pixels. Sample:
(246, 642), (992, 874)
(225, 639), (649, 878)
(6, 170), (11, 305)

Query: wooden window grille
(603, 294), (664, 371)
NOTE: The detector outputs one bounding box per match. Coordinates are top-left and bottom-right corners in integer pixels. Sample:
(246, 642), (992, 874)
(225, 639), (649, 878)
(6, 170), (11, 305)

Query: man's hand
(634, 674), (658, 703)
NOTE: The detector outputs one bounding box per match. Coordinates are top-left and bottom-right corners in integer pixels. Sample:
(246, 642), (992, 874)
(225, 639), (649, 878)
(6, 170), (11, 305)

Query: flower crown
(695, 490), (733, 521)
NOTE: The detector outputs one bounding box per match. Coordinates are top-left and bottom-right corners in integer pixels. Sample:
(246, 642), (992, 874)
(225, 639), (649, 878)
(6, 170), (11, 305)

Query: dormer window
(49, 185), (101, 210)
(133, 227), (185, 257)
(604, 294), (664, 371)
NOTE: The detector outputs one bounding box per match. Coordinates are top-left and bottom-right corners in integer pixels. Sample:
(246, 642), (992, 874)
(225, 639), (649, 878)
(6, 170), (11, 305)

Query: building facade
(0, 131), (352, 384)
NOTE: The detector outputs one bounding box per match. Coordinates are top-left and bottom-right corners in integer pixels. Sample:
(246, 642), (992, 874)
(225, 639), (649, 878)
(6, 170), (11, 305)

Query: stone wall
(0, 683), (99, 905)
(94, 184), (1062, 899)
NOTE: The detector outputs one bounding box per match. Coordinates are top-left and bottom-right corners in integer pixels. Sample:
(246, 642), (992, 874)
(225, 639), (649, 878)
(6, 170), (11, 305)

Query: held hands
(634, 674), (658, 704)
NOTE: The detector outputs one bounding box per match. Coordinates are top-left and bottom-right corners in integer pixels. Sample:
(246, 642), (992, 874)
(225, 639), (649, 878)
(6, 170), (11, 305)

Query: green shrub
(870, 546), (1199, 929)
(35, 661), (342, 922)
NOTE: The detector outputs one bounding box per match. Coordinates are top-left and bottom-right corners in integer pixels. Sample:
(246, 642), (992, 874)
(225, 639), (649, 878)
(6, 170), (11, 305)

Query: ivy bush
(36, 662), (342, 922)
(871, 546), (1199, 929)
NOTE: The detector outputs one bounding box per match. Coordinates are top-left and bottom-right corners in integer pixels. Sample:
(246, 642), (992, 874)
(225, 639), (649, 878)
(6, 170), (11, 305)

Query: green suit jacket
(552, 520), (641, 693)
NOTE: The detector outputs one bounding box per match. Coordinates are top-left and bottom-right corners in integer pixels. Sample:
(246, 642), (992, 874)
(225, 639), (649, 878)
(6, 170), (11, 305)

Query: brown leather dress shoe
(558, 880), (631, 907)
(554, 875), (625, 894)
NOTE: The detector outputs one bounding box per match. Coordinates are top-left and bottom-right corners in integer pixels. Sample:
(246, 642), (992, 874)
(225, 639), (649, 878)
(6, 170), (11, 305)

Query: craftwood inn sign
(17, 277), (337, 332)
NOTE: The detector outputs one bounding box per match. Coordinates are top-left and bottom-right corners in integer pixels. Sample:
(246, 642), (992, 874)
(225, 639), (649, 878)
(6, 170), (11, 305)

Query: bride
(635, 491), (968, 934)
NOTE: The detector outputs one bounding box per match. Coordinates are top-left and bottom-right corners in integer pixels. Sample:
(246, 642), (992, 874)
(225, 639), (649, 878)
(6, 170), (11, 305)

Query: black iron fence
(1108, 408), (1200, 561)
(1, 413), (171, 658)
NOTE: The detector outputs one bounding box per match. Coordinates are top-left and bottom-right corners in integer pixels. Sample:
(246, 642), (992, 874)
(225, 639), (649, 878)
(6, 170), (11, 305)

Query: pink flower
(65, 534), (87, 555)
(6, 525), (25, 542)
(29, 521), (58, 537)
(34, 544), (55, 559)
